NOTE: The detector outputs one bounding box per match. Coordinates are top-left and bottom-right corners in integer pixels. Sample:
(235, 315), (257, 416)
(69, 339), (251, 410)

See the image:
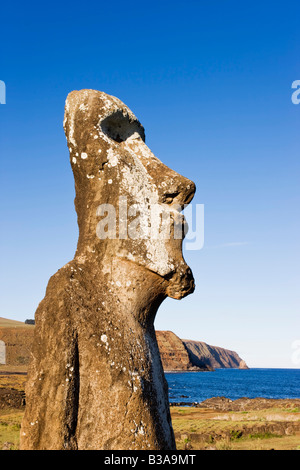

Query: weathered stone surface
(20, 90), (195, 450)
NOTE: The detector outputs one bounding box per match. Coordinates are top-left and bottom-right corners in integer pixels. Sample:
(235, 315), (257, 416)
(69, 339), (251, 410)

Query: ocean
(165, 368), (300, 404)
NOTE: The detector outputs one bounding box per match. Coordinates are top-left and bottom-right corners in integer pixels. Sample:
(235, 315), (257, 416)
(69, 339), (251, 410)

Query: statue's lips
(174, 212), (188, 238)
(140, 263), (195, 300)
(115, 206), (191, 280)
(120, 253), (194, 290)
(163, 206), (188, 239)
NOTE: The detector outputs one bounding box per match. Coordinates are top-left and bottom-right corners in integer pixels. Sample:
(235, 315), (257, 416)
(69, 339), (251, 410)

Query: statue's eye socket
(100, 111), (145, 143)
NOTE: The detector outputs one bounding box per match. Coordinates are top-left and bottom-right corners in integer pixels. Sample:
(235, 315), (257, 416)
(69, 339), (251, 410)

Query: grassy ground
(0, 317), (34, 329)
(0, 409), (23, 450)
(0, 374), (26, 450)
(1, 406), (299, 450)
(171, 406), (300, 450)
(0, 374), (299, 450)
(0, 365), (28, 374)
(0, 373), (27, 391)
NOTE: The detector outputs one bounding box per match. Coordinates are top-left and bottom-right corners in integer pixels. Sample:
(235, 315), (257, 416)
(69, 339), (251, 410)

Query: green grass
(230, 430), (282, 441)
(171, 406), (300, 450)
(0, 403), (299, 450)
(230, 430), (243, 440)
(248, 432), (281, 440)
(0, 409), (23, 450)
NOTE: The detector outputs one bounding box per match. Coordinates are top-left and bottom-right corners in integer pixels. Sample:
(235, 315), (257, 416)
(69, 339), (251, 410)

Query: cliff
(155, 331), (210, 371)
(155, 331), (248, 371)
(183, 339), (248, 370)
(0, 318), (248, 371)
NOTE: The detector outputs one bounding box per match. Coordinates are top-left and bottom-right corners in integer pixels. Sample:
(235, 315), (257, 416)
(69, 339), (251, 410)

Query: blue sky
(0, 0), (299, 368)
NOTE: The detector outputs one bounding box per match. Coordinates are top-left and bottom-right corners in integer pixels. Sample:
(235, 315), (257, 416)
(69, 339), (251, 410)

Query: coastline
(0, 371), (299, 450)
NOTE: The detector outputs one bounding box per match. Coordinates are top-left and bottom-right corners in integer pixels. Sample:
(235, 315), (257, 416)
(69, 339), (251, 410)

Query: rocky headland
(155, 330), (248, 371)
(0, 319), (248, 372)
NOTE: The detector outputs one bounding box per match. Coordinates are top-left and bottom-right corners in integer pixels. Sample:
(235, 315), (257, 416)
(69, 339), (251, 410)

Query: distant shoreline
(165, 367), (300, 371)
(169, 396), (300, 409)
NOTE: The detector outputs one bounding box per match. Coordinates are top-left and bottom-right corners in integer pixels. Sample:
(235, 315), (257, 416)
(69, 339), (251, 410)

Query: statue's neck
(73, 254), (167, 328)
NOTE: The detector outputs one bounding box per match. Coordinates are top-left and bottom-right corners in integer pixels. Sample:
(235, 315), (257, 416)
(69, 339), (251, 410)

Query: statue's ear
(100, 110), (145, 143)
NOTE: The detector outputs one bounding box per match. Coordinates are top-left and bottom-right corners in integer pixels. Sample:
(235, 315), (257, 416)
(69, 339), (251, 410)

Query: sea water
(165, 368), (300, 403)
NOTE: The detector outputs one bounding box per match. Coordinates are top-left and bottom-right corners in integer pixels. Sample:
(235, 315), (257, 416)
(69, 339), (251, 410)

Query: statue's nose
(122, 134), (196, 209)
(160, 174), (196, 209)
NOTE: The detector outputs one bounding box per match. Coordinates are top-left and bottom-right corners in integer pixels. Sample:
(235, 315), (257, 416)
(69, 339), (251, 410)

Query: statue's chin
(118, 250), (195, 299)
(139, 262), (195, 299)
(141, 250), (195, 299)
(164, 266), (195, 300)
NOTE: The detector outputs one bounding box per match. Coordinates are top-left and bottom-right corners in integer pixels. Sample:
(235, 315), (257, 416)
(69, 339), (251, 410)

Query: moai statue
(20, 90), (195, 450)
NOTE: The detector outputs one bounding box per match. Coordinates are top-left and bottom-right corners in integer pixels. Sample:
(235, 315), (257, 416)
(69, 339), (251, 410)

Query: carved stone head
(63, 89), (195, 299)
